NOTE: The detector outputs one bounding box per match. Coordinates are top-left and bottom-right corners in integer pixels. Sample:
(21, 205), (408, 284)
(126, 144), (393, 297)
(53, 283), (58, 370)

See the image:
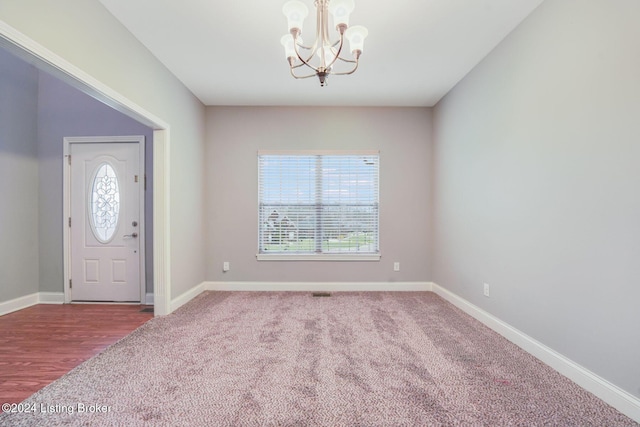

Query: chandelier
(280, 0), (369, 87)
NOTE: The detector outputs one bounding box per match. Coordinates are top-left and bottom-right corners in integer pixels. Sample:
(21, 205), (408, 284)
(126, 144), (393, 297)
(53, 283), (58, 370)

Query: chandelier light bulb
(328, 0), (355, 30)
(345, 25), (368, 57)
(281, 34), (305, 66)
(280, 34), (298, 61)
(282, 1), (309, 34)
(316, 43), (335, 63)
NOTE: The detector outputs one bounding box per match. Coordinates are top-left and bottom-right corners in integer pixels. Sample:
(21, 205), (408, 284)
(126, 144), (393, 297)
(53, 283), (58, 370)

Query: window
(89, 162), (120, 243)
(258, 151), (380, 260)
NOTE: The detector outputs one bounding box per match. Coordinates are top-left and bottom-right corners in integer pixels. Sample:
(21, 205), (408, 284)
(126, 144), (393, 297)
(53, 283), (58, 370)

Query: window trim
(257, 150), (381, 262)
(256, 253), (381, 261)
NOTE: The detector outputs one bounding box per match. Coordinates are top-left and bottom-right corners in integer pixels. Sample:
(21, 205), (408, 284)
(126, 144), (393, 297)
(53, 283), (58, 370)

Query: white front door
(68, 139), (144, 302)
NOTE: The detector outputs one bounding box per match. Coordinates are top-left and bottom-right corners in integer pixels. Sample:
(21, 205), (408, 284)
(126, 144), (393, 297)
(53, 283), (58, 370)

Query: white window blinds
(258, 152), (379, 257)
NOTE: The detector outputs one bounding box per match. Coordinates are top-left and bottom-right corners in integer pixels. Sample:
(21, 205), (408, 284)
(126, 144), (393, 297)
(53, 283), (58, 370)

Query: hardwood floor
(0, 304), (153, 408)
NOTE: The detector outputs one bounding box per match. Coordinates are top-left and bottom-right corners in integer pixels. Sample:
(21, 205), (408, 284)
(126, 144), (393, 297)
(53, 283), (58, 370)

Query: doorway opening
(0, 22), (171, 315)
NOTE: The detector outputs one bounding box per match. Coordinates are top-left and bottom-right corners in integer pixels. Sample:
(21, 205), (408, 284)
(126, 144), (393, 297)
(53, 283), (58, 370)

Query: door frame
(0, 22), (171, 315)
(63, 136), (146, 303)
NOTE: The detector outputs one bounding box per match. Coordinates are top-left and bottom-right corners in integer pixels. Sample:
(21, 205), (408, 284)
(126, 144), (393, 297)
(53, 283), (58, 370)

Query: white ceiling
(99, 0), (544, 107)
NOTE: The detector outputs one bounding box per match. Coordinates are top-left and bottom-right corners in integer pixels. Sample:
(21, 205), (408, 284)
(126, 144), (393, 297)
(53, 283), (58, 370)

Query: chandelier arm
(303, 39), (320, 64)
(293, 34), (320, 72)
(329, 59), (360, 76)
(334, 56), (357, 64)
(289, 67), (319, 79)
(324, 33), (345, 71)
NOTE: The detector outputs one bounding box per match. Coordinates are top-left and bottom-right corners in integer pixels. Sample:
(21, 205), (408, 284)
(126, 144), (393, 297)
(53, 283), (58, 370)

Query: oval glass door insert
(89, 162), (120, 243)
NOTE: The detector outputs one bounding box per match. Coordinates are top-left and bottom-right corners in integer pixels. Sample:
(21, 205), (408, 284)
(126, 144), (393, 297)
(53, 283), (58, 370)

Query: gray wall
(0, 47), (155, 302)
(37, 72), (154, 294)
(205, 106), (432, 283)
(432, 0), (640, 399)
(0, 49), (39, 301)
(1, 0), (207, 301)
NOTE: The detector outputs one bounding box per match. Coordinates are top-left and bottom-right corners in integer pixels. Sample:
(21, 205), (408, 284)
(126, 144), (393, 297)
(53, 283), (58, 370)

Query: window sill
(256, 253), (381, 261)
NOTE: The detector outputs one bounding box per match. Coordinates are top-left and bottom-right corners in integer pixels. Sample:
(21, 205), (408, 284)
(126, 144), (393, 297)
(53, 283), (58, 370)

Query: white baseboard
(2, 290), (153, 317)
(0, 291), (64, 316)
(204, 281), (432, 292)
(431, 283), (640, 423)
(38, 292), (65, 304)
(169, 282), (205, 313)
(166, 281), (431, 317)
(0, 293), (39, 316)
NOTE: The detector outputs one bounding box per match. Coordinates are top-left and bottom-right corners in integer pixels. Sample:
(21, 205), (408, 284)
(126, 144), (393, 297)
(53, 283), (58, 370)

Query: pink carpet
(1, 291), (636, 426)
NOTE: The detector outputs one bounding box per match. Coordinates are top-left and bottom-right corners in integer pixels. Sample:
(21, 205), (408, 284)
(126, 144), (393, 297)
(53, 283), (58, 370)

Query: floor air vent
(312, 292), (331, 297)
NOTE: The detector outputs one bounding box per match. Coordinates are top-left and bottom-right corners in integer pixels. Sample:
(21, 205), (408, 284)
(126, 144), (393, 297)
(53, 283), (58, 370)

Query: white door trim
(63, 136), (146, 303)
(0, 20), (171, 315)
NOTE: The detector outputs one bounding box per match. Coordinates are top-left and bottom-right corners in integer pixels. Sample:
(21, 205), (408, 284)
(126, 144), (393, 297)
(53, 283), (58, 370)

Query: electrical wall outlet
(393, 262), (400, 272)
(483, 283), (490, 297)
(223, 261), (230, 272)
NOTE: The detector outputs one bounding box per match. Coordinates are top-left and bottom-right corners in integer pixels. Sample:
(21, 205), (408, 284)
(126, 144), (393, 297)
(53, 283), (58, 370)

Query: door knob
(124, 232), (138, 238)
